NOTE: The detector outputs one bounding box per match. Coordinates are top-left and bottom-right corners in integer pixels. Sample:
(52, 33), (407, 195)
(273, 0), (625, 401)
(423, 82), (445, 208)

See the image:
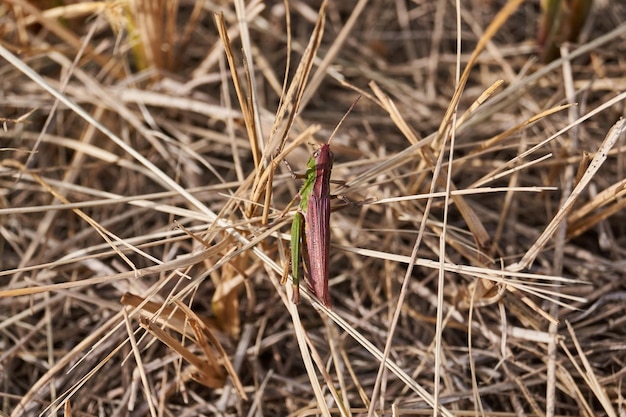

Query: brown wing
(305, 193), (331, 307)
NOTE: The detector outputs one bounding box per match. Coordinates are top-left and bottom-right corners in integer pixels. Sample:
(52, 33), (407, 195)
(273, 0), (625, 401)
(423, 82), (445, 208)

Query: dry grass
(1, 1), (626, 416)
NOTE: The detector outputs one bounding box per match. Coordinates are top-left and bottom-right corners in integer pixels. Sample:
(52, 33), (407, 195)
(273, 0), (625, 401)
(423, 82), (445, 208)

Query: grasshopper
(290, 143), (333, 307)
(285, 97), (361, 308)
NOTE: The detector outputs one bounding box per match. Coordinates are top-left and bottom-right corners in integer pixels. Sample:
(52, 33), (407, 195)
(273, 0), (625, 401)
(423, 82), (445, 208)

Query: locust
(284, 98), (361, 308)
(289, 143), (334, 307)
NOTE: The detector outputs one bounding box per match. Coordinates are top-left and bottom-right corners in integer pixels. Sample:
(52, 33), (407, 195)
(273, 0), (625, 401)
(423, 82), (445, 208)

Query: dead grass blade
(2, 159), (137, 271)
(561, 321), (618, 417)
(467, 104), (573, 158)
(123, 293), (248, 399)
(249, 0), (328, 222)
(124, 312), (159, 417)
(0, 241), (227, 298)
(510, 118), (626, 271)
(214, 11), (262, 168)
(434, 0), (525, 146)
(5, 0), (120, 74)
(318, 303), (456, 417)
(567, 177), (626, 239)
(369, 81), (492, 254)
(287, 298), (333, 417)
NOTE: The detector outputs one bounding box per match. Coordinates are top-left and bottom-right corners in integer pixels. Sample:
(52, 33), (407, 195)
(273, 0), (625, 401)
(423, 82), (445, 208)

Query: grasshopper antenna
(327, 95), (361, 145)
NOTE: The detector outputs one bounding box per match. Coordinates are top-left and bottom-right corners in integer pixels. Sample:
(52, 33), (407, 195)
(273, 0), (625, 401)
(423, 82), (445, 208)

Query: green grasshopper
(289, 143), (333, 307)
